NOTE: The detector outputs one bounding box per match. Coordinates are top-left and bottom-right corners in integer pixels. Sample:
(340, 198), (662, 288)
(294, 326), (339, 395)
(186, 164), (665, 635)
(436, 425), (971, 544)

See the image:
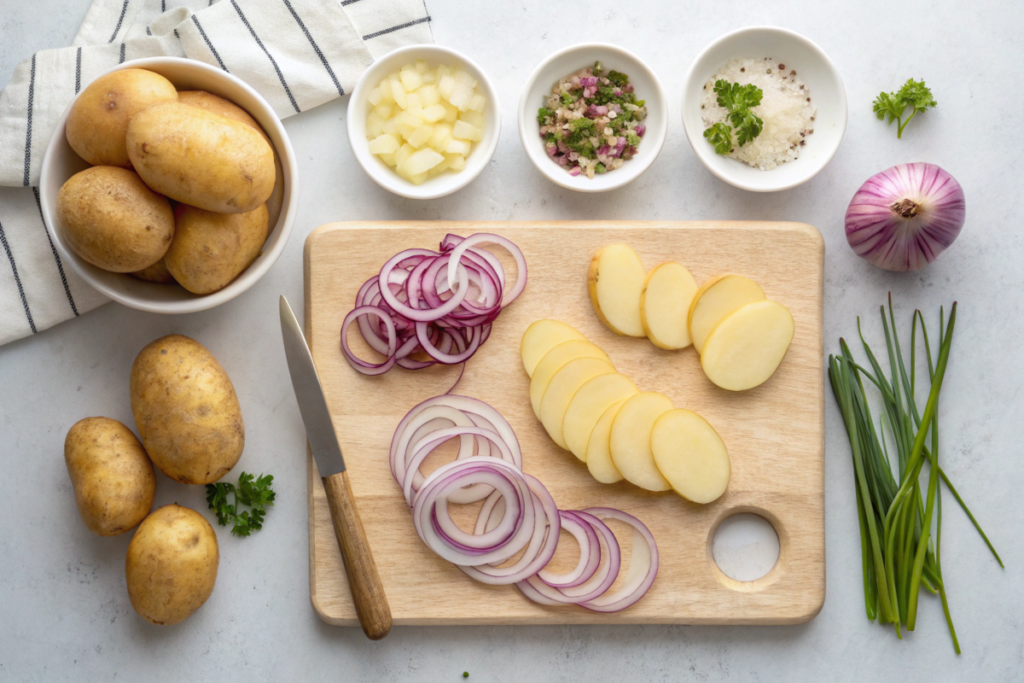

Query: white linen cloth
(0, 0), (432, 346)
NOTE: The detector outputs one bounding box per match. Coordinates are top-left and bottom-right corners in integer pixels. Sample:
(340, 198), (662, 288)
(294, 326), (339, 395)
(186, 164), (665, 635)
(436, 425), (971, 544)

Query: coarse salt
(701, 57), (815, 171)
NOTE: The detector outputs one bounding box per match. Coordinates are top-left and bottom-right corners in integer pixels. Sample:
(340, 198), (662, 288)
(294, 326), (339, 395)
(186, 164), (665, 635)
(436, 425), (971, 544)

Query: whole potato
(64, 417), (156, 536)
(126, 101), (274, 214)
(126, 504), (219, 625)
(132, 257), (175, 284)
(130, 334), (244, 485)
(57, 166), (174, 273)
(65, 68), (178, 167)
(165, 203), (269, 294)
(176, 91), (284, 228)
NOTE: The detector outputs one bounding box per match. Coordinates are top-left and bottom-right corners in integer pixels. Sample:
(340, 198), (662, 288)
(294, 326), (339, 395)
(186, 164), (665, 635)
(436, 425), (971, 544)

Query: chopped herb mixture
(537, 61), (647, 178)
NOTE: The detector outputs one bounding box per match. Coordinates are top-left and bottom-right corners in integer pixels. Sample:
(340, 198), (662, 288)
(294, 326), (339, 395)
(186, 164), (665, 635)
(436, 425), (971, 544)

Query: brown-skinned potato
(175, 91), (284, 229)
(164, 203), (268, 294)
(57, 166), (174, 273)
(130, 335), (244, 485)
(126, 504), (219, 625)
(65, 68), (177, 167)
(126, 101), (274, 214)
(64, 417), (156, 536)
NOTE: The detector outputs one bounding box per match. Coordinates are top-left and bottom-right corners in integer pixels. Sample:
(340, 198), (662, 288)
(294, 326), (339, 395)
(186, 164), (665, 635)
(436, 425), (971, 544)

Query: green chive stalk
(828, 297), (1003, 653)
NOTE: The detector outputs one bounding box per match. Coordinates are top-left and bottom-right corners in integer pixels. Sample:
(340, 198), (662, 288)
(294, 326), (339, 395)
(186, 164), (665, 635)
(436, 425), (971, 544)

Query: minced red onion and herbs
(537, 62), (648, 178)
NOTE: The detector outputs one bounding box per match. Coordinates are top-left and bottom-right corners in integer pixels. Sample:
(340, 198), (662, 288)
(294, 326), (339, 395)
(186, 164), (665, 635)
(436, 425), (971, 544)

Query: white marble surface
(1, 0), (1021, 680)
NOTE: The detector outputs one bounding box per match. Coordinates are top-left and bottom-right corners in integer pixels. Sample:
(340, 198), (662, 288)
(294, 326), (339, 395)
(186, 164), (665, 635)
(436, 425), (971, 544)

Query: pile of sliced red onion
(391, 395), (658, 611)
(341, 234), (527, 375)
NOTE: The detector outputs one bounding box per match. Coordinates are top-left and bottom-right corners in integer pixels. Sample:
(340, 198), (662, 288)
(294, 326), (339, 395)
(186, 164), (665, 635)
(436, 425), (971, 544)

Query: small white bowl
(681, 27), (847, 192)
(39, 56), (298, 314)
(347, 45), (500, 200)
(518, 43), (668, 193)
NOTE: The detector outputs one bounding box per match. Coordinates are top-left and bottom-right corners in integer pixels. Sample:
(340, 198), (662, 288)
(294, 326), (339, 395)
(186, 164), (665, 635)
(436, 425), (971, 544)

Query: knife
(279, 295), (392, 640)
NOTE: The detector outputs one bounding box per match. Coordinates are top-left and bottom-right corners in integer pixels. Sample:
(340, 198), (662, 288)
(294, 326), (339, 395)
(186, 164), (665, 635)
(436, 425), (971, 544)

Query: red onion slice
(445, 233), (527, 309)
(537, 511), (600, 588)
(340, 306), (396, 376)
(578, 508), (659, 613)
(413, 458), (535, 567)
(518, 511), (621, 604)
(459, 474), (561, 585)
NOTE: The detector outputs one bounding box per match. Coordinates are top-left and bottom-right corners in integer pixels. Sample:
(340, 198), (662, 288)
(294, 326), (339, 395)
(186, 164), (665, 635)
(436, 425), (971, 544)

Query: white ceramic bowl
(39, 57), (298, 314)
(347, 45), (500, 200)
(518, 43), (668, 193)
(681, 27), (847, 192)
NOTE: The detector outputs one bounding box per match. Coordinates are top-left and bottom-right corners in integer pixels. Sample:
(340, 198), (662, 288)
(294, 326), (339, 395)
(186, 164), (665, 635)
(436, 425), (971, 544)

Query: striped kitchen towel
(0, 0), (432, 346)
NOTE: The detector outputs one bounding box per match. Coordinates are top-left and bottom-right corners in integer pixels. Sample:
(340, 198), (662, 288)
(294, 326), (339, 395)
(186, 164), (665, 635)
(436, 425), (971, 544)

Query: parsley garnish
(704, 80), (764, 155)
(872, 78), (936, 139)
(537, 107), (554, 125)
(703, 122), (733, 155)
(206, 471), (276, 537)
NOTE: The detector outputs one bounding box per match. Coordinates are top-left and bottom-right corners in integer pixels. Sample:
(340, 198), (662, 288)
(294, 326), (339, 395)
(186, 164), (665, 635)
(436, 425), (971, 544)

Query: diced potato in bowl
(364, 60), (488, 185)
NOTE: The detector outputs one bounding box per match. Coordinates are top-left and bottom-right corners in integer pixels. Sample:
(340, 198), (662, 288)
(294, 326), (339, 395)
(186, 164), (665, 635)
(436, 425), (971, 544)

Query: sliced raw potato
(588, 244), (647, 337)
(609, 392), (673, 492)
(688, 274), (766, 354)
(529, 340), (611, 418)
(586, 400), (627, 484)
(562, 373), (638, 461)
(520, 320), (586, 377)
(701, 300), (795, 391)
(651, 409), (730, 503)
(640, 261), (699, 350)
(539, 358), (617, 450)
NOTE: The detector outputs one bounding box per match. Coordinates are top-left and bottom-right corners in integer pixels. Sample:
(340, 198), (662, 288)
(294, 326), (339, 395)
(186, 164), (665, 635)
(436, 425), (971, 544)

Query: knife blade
(279, 295), (345, 478)
(279, 295), (392, 640)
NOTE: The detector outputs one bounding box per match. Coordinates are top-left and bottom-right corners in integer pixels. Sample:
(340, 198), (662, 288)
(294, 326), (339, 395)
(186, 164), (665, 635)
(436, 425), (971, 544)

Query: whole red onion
(845, 163), (966, 271)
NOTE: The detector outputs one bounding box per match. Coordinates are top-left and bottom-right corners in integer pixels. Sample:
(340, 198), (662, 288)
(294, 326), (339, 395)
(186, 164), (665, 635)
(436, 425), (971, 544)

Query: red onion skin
(845, 163), (966, 272)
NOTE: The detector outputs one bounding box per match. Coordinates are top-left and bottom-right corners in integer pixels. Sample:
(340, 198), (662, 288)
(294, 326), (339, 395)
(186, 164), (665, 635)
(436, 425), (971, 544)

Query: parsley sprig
(206, 471), (276, 537)
(703, 80), (764, 154)
(872, 78), (936, 139)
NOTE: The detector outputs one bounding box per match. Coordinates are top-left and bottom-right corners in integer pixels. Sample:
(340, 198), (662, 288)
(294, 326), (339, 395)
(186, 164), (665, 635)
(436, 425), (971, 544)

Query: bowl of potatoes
(39, 57), (297, 314)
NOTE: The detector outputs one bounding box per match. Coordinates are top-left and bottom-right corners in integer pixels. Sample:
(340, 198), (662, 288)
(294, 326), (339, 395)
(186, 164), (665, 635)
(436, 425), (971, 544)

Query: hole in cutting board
(711, 513), (780, 582)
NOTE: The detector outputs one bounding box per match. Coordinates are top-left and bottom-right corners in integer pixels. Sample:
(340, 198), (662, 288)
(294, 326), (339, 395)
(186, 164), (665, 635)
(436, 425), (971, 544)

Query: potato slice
(529, 340), (610, 418)
(651, 409), (730, 503)
(520, 320), (586, 377)
(540, 358), (616, 450)
(640, 261), (698, 350)
(563, 373), (638, 461)
(610, 392), (673, 491)
(588, 244), (647, 337)
(586, 400), (627, 484)
(446, 154), (466, 171)
(688, 274), (766, 354)
(701, 300), (794, 391)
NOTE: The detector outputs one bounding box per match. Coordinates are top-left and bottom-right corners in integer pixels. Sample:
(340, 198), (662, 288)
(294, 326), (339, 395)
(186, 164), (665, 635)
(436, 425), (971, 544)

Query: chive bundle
(828, 297), (1003, 653)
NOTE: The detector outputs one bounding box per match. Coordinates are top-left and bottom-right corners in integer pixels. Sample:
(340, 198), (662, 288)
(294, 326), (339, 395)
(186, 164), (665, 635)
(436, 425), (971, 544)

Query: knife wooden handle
(323, 471), (392, 640)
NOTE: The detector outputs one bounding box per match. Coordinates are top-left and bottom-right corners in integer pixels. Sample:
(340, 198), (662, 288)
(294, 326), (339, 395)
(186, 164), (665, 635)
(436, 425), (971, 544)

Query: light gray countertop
(1, 0), (1020, 680)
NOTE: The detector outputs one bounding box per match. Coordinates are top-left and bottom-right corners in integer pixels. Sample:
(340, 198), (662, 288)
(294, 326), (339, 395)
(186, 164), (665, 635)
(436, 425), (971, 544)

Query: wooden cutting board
(304, 221), (824, 625)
